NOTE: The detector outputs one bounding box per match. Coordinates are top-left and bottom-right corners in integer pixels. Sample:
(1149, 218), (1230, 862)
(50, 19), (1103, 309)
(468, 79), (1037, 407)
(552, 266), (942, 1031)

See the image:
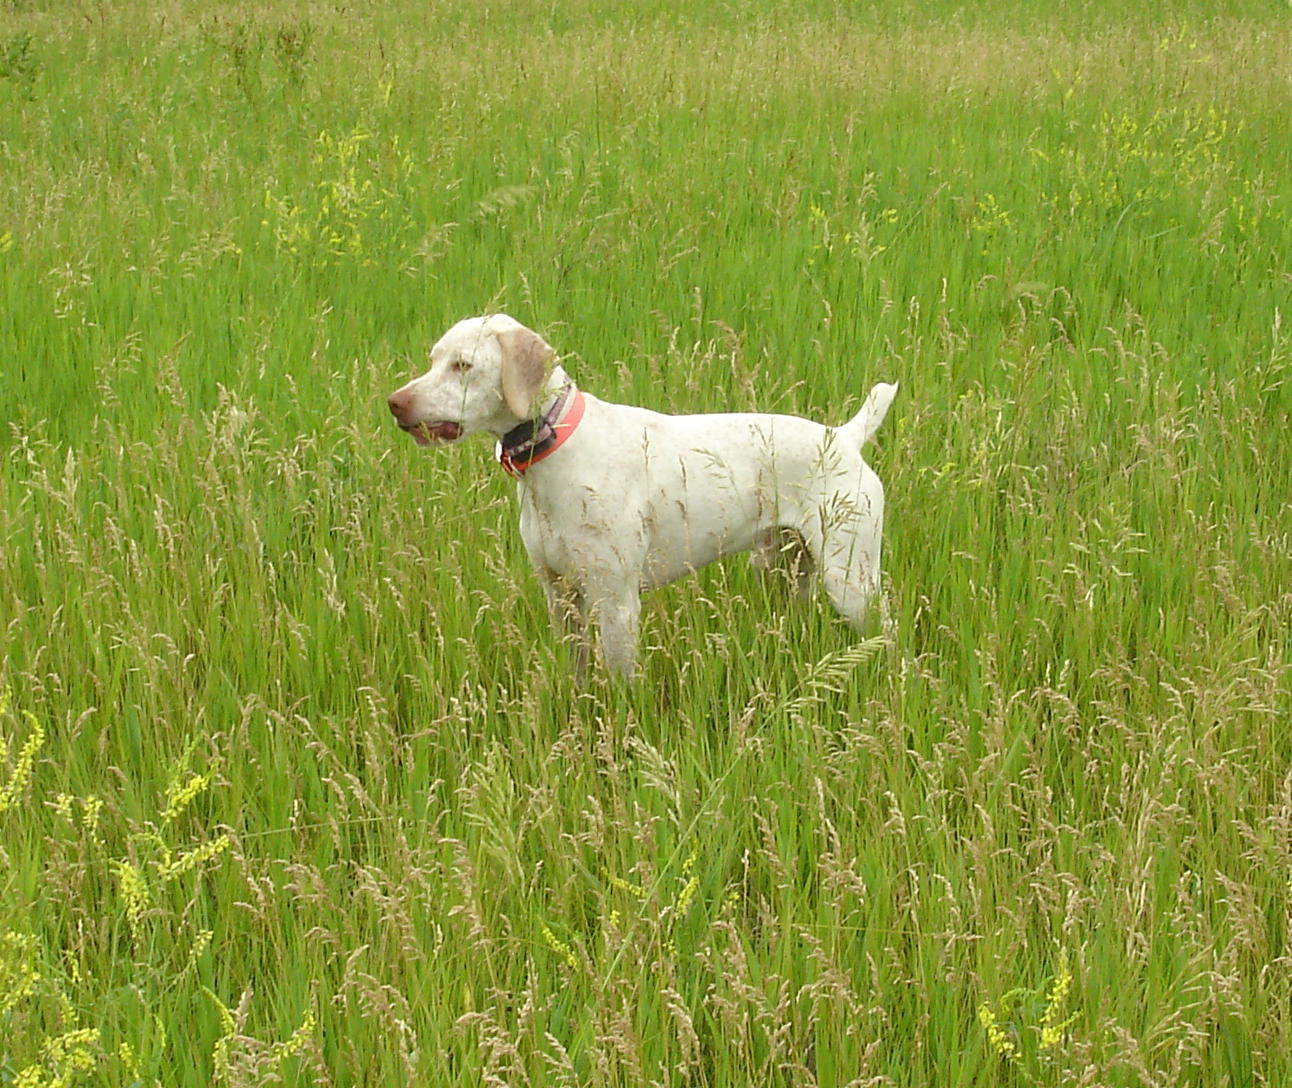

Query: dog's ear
(498, 326), (554, 418)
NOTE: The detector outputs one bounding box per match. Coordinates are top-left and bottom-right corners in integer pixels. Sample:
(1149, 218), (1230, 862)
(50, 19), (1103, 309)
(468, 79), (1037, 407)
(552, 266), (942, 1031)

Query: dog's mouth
(402, 421), (463, 446)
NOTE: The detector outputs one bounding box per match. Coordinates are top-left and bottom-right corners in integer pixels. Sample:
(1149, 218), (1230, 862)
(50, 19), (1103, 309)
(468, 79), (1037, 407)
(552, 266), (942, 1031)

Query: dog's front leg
(587, 584), (642, 680)
(539, 572), (591, 681)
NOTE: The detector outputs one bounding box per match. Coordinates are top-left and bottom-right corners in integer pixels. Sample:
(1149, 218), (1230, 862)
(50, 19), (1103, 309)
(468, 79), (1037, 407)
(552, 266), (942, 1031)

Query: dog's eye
(449, 359), (472, 374)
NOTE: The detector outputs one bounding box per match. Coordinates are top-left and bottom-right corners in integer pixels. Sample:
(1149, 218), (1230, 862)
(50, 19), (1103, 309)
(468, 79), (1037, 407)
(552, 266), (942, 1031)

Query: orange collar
(496, 386), (586, 478)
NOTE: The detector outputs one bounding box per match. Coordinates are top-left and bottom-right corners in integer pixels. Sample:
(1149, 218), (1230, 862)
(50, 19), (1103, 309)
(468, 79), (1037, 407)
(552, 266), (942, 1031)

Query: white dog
(389, 314), (897, 677)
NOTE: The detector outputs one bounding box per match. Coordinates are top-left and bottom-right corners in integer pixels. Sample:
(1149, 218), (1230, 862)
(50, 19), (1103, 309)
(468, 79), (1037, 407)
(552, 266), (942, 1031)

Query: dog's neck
(534, 365), (573, 411)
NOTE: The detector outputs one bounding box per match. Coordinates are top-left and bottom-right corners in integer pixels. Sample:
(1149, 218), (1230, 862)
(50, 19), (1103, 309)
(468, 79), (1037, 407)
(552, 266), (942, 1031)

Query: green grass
(1, 0), (1290, 1084)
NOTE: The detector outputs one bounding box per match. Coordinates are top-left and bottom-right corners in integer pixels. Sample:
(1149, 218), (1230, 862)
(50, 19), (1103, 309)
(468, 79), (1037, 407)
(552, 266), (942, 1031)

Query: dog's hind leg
(818, 553), (882, 630)
(751, 527), (816, 598)
(801, 496), (884, 631)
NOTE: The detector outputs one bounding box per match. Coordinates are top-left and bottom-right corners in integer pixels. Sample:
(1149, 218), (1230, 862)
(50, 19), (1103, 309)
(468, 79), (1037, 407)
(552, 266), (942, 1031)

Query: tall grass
(1, 1), (1289, 1084)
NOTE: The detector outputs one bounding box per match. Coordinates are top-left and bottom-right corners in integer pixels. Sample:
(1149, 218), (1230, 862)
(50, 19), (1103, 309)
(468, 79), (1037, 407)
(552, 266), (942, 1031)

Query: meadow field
(1, 0), (1290, 1083)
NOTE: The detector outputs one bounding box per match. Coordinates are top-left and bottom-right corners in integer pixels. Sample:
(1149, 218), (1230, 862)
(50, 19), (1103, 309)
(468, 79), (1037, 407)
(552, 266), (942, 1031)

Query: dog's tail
(834, 381), (899, 448)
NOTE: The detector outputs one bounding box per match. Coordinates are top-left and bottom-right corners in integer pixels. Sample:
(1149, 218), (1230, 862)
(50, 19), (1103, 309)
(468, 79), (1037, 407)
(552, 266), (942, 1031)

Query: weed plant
(1, 1), (1289, 1084)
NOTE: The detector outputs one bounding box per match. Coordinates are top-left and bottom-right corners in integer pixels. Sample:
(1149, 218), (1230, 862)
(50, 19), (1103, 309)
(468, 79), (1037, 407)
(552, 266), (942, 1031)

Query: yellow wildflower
(1039, 947), (1077, 1049)
(977, 1002), (1018, 1061)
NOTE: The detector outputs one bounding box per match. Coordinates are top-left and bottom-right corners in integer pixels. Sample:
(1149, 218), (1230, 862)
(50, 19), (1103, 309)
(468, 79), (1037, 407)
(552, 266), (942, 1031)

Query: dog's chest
(515, 483), (638, 578)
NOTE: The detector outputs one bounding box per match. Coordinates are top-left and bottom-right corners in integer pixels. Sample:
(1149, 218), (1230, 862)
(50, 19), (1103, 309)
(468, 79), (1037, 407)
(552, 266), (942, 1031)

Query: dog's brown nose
(388, 389), (413, 425)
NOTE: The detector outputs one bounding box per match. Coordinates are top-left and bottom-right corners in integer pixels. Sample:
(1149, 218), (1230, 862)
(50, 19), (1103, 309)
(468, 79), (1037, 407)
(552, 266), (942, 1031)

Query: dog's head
(388, 314), (555, 445)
